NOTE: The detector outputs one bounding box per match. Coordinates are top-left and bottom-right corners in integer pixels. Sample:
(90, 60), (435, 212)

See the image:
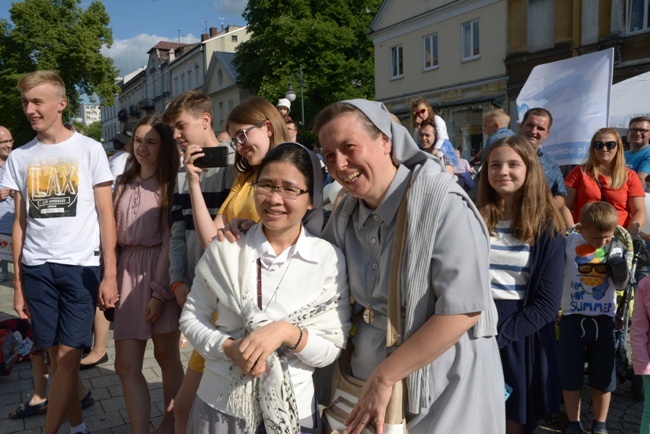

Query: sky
(0, 0), (249, 76)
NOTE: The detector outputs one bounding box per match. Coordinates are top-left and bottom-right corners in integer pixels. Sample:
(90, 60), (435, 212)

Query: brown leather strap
(386, 178), (410, 349)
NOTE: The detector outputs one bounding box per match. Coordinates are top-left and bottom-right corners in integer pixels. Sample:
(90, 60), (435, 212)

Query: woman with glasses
(565, 128), (646, 236)
(180, 143), (350, 433)
(176, 96), (291, 429)
(410, 96), (449, 155)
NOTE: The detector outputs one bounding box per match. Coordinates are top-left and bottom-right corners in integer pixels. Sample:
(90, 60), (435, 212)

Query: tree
(0, 0), (120, 146)
(85, 121), (103, 142)
(233, 0), (382, 128)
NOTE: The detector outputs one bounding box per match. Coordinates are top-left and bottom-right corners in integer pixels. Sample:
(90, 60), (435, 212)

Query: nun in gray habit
(317, 99), (505, 433)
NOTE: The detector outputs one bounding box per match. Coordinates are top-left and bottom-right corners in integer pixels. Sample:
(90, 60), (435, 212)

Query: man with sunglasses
(519, 107), (573, 226)
(624, 116), (650, 183)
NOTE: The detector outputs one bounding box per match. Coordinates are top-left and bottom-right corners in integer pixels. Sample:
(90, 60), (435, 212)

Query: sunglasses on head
(593, 141), (617, 150)
(413, 108), (428, 116)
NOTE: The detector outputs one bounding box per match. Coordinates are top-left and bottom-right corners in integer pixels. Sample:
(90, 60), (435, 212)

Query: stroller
(616, 235), (650, 400)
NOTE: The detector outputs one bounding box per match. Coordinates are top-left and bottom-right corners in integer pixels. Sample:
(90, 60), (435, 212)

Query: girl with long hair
(565, 127), (645, 236)
(478, 135), (565, 434)
(113, 115), (183, 434)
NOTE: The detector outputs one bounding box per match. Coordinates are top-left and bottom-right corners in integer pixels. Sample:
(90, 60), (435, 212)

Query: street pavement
(0, 266), (644, 433)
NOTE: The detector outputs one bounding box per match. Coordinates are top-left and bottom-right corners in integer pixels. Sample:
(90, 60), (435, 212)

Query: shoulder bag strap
(386, 178), (411, 349)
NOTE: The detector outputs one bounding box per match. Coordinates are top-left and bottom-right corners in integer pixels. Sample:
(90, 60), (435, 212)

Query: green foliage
(233, 0), (382, 128)
(85, 121), (103, 142)
(0, 0), (120, 145)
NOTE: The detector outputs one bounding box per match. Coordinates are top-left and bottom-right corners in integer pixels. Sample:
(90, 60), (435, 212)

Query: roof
(215, 51), (237, 81)
(147, 41), (192, 54)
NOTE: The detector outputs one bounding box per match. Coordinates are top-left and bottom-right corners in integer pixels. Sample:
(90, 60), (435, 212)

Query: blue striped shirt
(489, 221), (531, 300)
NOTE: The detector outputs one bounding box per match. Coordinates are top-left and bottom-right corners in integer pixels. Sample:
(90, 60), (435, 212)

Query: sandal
(81, 391), (94, 410)
(8, 399), (48, 419)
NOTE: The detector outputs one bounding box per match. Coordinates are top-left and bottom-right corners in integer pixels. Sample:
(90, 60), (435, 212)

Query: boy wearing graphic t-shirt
(1, 70), (117, 434)
(560, 201), (629, 434)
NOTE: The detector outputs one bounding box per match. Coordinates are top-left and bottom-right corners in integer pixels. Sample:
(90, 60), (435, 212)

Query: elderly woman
(314, 100), (505, 433)
(565, 128), (646, 236)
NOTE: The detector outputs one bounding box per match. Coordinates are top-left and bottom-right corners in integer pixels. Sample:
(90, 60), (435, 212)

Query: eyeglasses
(629, 128), (650, 134)
(413, 108), (428, 116)
(230, 120), (266, 151)
(593, 141), (617, 150)
(577, 263), (607, 274)
(0, 139), (14, 145)
(252, 181), (309, 199)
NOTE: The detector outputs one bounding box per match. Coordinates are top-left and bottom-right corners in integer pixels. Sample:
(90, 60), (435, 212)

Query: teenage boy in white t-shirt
(1, 70), (118, 434)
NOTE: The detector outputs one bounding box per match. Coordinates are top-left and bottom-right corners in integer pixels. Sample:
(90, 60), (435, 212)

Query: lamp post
(285, 65), (304, 127)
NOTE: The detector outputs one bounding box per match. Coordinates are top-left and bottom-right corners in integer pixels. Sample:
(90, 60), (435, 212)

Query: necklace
(256, 256), (293, 313)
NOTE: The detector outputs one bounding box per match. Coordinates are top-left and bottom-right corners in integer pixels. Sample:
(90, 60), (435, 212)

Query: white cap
(277, 98), (291, 112)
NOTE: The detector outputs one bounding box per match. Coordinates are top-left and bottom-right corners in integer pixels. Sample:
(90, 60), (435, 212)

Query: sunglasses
(413, 108), (428, 116)
(577, 263), (607, 274)
(593, 141), (617, 150)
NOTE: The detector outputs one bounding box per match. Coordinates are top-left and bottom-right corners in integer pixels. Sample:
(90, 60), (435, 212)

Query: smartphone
(193, 146), (229, 168)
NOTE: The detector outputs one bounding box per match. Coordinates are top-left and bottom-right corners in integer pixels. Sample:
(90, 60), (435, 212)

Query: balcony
(139, 98), (154, 110)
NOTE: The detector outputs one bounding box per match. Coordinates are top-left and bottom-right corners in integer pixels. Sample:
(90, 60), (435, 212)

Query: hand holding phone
(193, 146), (229, 168)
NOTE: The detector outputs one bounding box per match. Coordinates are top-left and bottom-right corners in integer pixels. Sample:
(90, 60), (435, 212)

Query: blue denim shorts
(22, 262), (99, 350)
(559, 314), (616, 392)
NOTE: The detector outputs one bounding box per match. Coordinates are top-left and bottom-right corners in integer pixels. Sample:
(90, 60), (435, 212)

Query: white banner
(516, 49), (614, 166)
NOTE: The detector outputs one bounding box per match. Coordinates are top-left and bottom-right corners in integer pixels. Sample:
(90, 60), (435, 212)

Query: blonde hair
(17, 70), (66, 99)
(483, 108), (510, 128)
(580, 201), (618, 233)
(478, 135), (565, 244)
(582, 128), (627, 190)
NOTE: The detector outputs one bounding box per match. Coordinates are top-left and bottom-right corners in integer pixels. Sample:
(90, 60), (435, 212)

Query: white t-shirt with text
(0, 132), (113, 266)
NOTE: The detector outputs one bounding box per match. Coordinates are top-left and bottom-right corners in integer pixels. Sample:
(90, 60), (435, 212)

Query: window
(390, 45), (403, 79)
(423, 34), (439, 70)
(461, 20), (480, 61)
(188, 70), (192, 89)
(231, 35), (238, 42)
(181, 74), (186, 92)
(628, 0), (650, 33)
(174, 77), (179, 95)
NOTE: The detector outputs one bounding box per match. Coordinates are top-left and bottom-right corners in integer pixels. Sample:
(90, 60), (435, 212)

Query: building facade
(371, 0), (509, 156)
(169, 25), (249, 100)
(203, 51), (251, 133)
(506, 0), (650, 104)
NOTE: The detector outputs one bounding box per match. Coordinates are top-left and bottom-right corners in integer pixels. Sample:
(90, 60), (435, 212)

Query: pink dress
(113, 177), (179, 340)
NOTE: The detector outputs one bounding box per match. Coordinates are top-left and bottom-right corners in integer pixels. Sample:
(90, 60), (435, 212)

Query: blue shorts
(559, 314), (616, 392)
(22, 263), (99, 350)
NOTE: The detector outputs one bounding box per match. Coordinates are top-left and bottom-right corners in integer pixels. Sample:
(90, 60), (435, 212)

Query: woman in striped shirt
(478, 135), (566, 434)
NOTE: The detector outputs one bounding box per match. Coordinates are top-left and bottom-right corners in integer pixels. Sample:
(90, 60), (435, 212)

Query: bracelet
(287, 326), (303, 351)
(171, 281), (185, 294)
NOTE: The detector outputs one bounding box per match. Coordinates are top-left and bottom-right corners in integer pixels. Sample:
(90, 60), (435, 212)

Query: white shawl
(192, 225), (349, 433)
